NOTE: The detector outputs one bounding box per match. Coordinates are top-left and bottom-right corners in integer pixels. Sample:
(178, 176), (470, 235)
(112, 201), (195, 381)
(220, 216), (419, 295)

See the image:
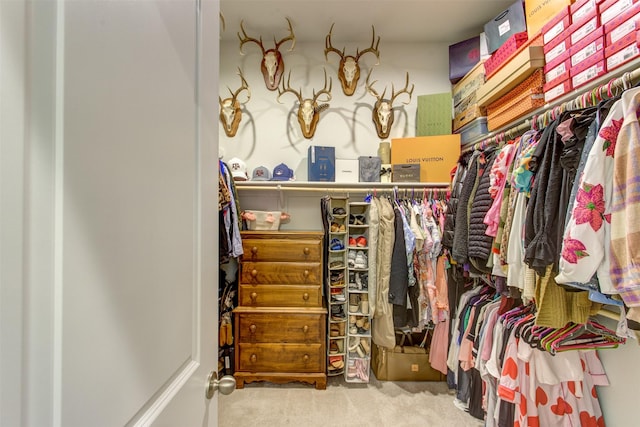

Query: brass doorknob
(205, 371), (236, 399)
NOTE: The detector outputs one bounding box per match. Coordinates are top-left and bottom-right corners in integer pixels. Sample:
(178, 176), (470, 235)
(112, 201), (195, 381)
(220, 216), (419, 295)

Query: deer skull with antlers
(366, 70), (414, 139)
(277, 69), (332, 139)
(219, 68), (251, 138)
(238, 18), (296, 91)
(324, 24), (380, 96)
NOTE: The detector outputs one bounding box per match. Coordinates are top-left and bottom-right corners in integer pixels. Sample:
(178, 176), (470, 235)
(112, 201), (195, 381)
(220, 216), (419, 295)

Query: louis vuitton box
(391, 135), (461, 183)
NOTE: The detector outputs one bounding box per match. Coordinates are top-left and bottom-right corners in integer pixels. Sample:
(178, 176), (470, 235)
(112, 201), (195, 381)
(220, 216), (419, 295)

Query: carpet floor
(219, 375), (484, 427)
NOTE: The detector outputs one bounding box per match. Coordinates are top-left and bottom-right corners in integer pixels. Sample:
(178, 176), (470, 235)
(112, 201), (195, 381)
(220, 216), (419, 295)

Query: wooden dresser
(234, 231), (327, 390)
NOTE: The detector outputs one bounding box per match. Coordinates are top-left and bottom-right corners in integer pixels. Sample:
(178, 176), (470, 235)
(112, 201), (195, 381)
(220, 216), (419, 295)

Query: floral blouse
(555, 98), (622, 294)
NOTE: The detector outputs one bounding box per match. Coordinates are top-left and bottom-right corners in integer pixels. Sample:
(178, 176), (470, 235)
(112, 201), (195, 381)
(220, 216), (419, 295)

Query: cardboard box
(544, 78), (573, 102)
(452, 60), (486, 106)
(545, 37), (571, 66)
(476, 45), (545, 107)
(526, 0), (572, 38)
(449, 36), (482, 83)
(416, 93), (453, 136)
(569, 14), (600, 46)
(605, 3), (640, 45)
(542, 6), (572, 45)
(600, 0), (637, 25)
(544, 56), (571, 85)
(372, 344), (445, 382)
(572, 59), (606, 89)
(453, 104), (486, 131)
(335, 159), (359, 183)
(455, 117), (489, 145)
(391, 135), (461, 183)
(484, 0), (528, 53)
(454, 91), (478, 117)
(307, 146), (335, 182)
(571, 0), (603, 25)
(607, 42), (640, 70)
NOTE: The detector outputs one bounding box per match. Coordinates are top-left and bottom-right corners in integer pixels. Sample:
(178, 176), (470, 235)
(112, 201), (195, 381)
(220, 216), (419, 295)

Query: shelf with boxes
(344, 201), (372, 383)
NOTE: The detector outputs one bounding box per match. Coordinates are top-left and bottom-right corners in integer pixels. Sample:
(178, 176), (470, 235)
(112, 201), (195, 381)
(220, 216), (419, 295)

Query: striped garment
(610, 88), (640, 306)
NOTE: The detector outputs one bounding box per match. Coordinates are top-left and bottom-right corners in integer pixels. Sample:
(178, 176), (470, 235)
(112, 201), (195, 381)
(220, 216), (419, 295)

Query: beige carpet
(219, 375), (484, 427)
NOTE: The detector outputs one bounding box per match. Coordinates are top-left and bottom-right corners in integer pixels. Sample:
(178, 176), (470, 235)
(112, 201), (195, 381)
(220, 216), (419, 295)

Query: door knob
(205, 371), (236, 399)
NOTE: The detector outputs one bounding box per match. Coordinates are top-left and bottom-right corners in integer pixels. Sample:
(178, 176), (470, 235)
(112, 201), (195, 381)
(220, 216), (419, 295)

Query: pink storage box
(604, 2), (640, 44)
(544, 78), (573, 102)
(570, 28), (605, 66)
(545, 38), (571, 69)
(569, 14), (600, 46)
(599, 0), (639, 25)
(606, 41), (640, 70)
(544, 56), (572, 87)
(542, 6), (572, 45)
(572, 58), (607, 89)
(571, 0), (603, 25)
(484, 32), (529, 77)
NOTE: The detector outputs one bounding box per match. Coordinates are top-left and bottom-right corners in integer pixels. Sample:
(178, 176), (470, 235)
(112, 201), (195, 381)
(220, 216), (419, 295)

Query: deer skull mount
(277, 69), (332, 139)
(366, 70), (414, 139)
(219, 68), (251, 138)
(238, 18), (296, 91)
(324, 24), (380, 96)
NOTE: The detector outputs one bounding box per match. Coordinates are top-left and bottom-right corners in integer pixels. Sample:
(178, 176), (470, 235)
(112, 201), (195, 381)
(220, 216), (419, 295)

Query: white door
(0, 1), (224, 426)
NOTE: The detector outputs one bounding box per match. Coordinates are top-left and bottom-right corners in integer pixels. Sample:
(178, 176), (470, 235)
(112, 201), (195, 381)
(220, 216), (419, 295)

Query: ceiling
(220, 0), (517, 44)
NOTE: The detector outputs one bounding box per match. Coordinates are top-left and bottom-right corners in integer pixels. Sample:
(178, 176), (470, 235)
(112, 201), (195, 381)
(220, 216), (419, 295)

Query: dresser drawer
(242, 238), (322, 262)
(239, 284), (321, 307)
(237, 343), (323, 372)
(236, 312), (324, 343)
(241, 262), (321, 285)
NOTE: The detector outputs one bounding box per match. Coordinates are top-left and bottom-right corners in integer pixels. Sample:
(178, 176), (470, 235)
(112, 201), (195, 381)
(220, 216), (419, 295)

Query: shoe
(356, 236), (367, 247)
(330, 305), (346, 320)
(331, 293), (346, 302)
(330, 238), (344, 251)
(330, 222), (339, 232)
(356, 344), (365, 358)
(360, 273), (368, 290)
(350, 214), (365, 225)
(329, 355), (344, 370)
(348, 336), (360, 352)
(330, 271), (345, 285)
(348, 236), (357, 247)
(339, 224), (346, 232)
(332, 207), (346, 215)
(330, 260), (344, 269)
(330, 340), (339, 354)
(360, 338), (370, 355)
(330, 324), (340, 337)
(354, 251), (368, 269)
(355, 272), (362, 290)
(360, 294), (369, 315)
(348, 250), (357, 267)
(356, 316), (364, 328)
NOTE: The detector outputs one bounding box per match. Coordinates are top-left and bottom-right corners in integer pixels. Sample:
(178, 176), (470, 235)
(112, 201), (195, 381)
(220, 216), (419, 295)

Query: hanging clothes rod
(235, 182), (450, 193)
(462, 64), (640, 153)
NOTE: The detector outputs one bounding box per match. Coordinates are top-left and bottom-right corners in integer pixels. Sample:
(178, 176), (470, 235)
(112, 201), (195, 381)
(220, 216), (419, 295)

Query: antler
(324, 23), (345, 60)
(276, 71), (303, 104)
(365, 69), (386, 101)
(312, 68), (332, 104)
(390, 72), (414, 105)
(238, 20), (265, 55)
(274, 18), (296, 52)
(355, 26), (380, 63)
(229, 68), (251, 103)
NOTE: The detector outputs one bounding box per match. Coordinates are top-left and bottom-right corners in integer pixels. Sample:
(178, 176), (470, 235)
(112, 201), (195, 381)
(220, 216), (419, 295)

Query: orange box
(526, 0), (573, 38)
(391, 135), (461, 183)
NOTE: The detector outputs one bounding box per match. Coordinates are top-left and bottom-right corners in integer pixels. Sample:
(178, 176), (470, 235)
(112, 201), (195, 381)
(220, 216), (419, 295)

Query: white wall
(219, 39), (450, 175)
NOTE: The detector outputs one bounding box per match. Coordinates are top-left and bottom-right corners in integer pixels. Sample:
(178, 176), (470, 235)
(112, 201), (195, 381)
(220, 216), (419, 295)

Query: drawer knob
(303, 247), (310, 255)
(302, 293), (309, 301)
(250, 292), (258, 302)
(303, 270), (309, 278)
(249, 324), (257, 334)
(251, 269), (258, 278)
(250, 354), (257, 363)
(302, 325), (309, 334)
(302, 354), (310, 363)
(251, 246), (258, 255)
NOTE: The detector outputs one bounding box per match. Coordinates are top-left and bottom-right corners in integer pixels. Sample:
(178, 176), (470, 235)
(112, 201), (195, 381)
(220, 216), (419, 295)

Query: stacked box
(484, 32), (529, 77)
(487, 69), (545, 131)
(452, 61), (487, 132)
(526, 0), (573, 38)
(542, 7), (573, 102)
(602, 1), (640, 71)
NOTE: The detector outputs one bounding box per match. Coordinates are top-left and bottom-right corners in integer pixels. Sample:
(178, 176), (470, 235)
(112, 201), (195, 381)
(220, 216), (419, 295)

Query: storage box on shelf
(345, 201), (371, 383)
(604, 1), (640, 45)
(234, 231), (327, 390)
(455, 117), (489, 145)
(599, 0), (639, 26)
(541, 6), (572, 47)
(327, 198), (349, 377)
(526, 0), (573, 38)
(484, 0), (527, 54)
(487, 68), (545, 131)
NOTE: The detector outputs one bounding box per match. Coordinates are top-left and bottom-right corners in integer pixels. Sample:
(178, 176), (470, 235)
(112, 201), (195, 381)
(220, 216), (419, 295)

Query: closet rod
(235, 183), (450, 193)
(462, 64), (640, 153)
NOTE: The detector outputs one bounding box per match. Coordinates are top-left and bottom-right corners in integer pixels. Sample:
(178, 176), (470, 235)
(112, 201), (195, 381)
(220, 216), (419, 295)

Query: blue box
(308, 146), (335, 182)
